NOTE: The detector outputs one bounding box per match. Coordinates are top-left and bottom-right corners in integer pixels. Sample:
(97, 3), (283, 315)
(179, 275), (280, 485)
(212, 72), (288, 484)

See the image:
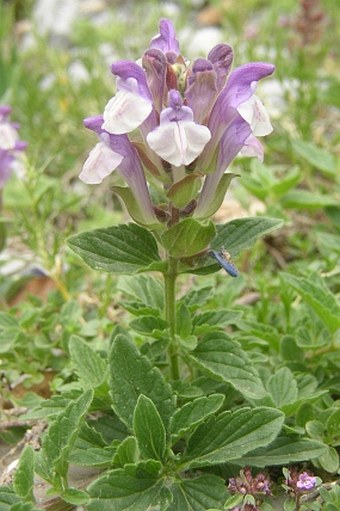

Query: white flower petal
(237, 94), (273, 136)
(147, 121), (211, 167)
(79, 142), (123, 184)
(239, 134), (264, 161)
(102, 90), (152, 134)
(0, 124), (18, 150)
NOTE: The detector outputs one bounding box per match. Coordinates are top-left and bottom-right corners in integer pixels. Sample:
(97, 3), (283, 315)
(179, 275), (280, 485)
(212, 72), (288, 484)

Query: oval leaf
(133, 395), (166, 461)
(67, 223), (160, 274)
(212, 217), (283, 257)
(109, 334), (175, 430)
(182, 407), (284, 468)
(189, 332), (267, 399)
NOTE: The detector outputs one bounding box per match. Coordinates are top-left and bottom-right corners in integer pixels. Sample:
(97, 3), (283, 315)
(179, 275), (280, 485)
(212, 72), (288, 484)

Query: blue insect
(208, 247), (239, 277)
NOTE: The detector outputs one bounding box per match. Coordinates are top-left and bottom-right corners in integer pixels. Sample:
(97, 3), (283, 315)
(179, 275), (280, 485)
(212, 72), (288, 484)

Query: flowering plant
(0, 105), (27, 250)
(32, 19), (327, 509)
(0, 105), (27, 189)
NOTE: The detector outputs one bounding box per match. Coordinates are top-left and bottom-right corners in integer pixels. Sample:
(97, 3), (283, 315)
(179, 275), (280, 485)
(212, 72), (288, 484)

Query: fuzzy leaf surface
(117, 275), (164, 311)
(67, 223), (160, 274)
(167, 475), (227, 511)
(211, 217), (283, 256)
(232, 436), (327, 466)
(189, 332), (267, 399)
(113, 437), (139, 467)
(182, 407), (284, 468)
(87, 464), (164, 511)
(69, 335), (107, 388)
(13, 446), (35, 502)
(109, 334), (175, 430)
(36, 390), (93, 483)
(161, 218), (216, 258)
(170, 394), (225, 441)
(283, 273), (340, 333)
(133, 395), (166, 461)
(267, 367), (298, 407)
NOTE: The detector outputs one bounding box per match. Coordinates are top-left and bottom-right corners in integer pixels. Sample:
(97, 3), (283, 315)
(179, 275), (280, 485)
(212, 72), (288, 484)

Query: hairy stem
(164, 256), (179, 380)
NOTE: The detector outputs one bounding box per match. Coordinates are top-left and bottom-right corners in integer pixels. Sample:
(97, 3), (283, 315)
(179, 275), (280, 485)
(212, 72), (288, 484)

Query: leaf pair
(67, 217), (283, 275)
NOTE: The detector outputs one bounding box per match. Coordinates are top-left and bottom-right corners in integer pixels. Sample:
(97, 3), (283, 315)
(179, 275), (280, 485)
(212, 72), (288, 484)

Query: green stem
(164, 256), (179, 381)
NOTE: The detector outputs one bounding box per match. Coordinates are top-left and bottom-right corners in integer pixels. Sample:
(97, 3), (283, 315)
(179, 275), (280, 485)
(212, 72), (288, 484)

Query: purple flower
(0, 106), (27, 188)
(284, 468), (318, 494)
(146, 90), (211, 167)
(80, 116), (160, 227)
(80, 19), (274, 226)
(296, 472), (317, 491)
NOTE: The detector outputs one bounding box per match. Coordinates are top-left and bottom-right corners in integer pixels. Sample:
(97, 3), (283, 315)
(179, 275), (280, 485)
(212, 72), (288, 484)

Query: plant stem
(164, 256), (179, 381)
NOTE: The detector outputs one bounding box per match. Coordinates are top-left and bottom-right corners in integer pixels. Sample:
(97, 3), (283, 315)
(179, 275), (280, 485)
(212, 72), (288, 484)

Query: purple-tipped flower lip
(15, 141), (28, 151)
(150, 18), (180, 56)
(0, 105), (11, 118)
(83, 115), (104, 133)
(110, 60), (152, 101)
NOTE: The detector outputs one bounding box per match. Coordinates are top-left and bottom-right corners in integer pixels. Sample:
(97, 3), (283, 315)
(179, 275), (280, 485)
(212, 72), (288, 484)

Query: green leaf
(129, 316), (168, 335)
(168, 475), (227, 511)
(271, 166), (301, 197)
(161, 218), (216, 258)
(176, 303), (193, 339)
(189, 332), (267, 399)
(291, 139), (338, 177)
(69, 422), (116, 467)
(21, 395), (72, 420)
(267, 368), (298, 407)
(36, 389), (93, 485)
(0, 487), (21, 509)
(281, 190), (338, 209)
(223, 494), (244, 509)
(318, 446), (339, 473)
(117, 275), (164, 311)
(13, 446), (35, 502)
(306, 419), (324, 440)
(69, 336), (107, 388)
(326, 409), (340, 440)
(232, 436), (327, 466)
(316, 231), (340, 255)
(182, 407), (284, 468)
(0, 312), (19, 353)
(67, 223), (160, 274)
(211, 217), (283, 256)
(193, 310), (243, 330)
(170, 394), (225, 441)
(62, 488), (89, 505)
(113, 436), (139, 467)
(109, 334), (175, 430)
(283, 273), (340, 333)
(167, 174), (201, 208)
(87, 465), (164, 511)
(133, 395), (166, 461)
(280, 335), (304, 362)
(195, 173), (237, 219)
(70, 446), (116, 467)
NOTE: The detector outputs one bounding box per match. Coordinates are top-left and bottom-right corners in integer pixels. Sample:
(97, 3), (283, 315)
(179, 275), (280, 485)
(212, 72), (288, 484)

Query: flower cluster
(0, 106), (27, 189)
(228, 466), (272, 497)
(80, 19), (274, 227)
(284, 467), (318, 493)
